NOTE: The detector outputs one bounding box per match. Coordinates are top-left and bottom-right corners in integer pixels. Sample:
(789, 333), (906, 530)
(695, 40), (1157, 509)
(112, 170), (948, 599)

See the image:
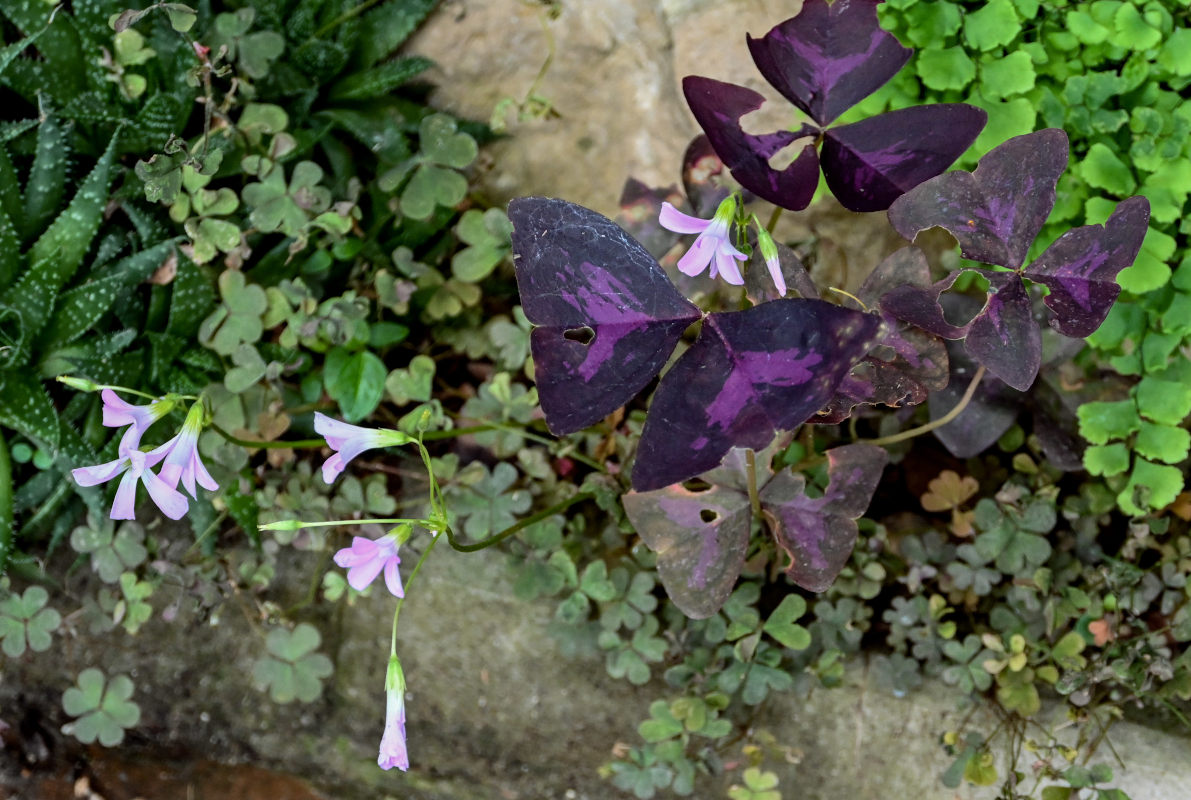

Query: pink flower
(71, 447), (188, 521)
(333, 534), (404, 597)
(101, 389), (175, 451)
(659, 196), (747, 285)
(314, 413), (411, 484)
(755, 224), (787, 296)
(378, 664), (409, 771)
(156, 403), (218, 498)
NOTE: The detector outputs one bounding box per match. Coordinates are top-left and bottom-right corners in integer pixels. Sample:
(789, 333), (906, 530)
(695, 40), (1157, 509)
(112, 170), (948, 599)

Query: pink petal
(110, 471), (140, 520)
(384, 558), (404, 598)
(142, 469), (189, 520)
(321, 453), (345, 484)
(346, 556), (386, 591)
(72, 458), (126, 487)
(101, 389), (140, 427)
(193, 453), (219, 492)
(766, 254), (787, 296)
(714, 248), (746, 285)
(677, 234), (716, 277)
(334, 537), (379, 567)
(658, 202), (710, 235)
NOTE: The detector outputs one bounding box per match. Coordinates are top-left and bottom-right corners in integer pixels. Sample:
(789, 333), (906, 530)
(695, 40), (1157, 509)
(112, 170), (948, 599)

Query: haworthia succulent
(23, 113), (70, 241)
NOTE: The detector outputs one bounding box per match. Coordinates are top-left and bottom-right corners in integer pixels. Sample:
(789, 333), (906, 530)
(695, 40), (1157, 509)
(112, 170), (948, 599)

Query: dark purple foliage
(764, 443), (887, 592)
(624, 442), (887, 617)
(682, 134), (734, 217)
(682, 1), (985, 212)
(509, 197), (702, 433)
(616, 178), (684, 261)
(882, 130), (1151, 390)
(816, 247), (948, 422)
(746, 0), (910, 127)
(632, 299), (879, 492)
(928, 341), (1021, 458)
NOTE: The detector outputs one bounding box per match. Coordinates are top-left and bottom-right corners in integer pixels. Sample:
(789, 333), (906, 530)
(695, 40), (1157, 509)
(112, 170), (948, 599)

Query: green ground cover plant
(0, 2), (1187, 799)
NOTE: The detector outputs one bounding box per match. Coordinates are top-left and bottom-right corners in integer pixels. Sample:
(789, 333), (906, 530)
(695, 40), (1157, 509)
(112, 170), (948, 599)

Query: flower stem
(390, 531), (442, 654)
(443, 492), (593, 553)
(765, 207), (783, 234)
(211, 423), (325, 450)
(862, 365), (986, 447)
(745, 448), (762, 521)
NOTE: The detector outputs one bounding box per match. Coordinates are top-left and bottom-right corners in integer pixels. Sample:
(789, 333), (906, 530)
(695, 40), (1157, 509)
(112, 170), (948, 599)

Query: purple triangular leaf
(965, 272), (1041, 391)
(887, 129), (1070, 268)
(930, 341), (1021, 458)
(681, 134), (734, 218)
(760, 443), (887, 592)
(821, 104), (987, 212)
(623, 483), (751, 619)
(632, 299), (879, 491)
(746, 0), (911, 127)
(682, 76), (821, 212)
(879, 270), (970, 340)
(1024, 196), (1150, 338)
(509, 197), (702, 434)
(744, 238), (818, 305)
(616, 178), (685, 261)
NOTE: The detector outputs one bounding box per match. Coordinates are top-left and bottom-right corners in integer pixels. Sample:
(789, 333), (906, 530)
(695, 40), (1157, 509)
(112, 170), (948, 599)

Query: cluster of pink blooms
(71, 391), (217, 520)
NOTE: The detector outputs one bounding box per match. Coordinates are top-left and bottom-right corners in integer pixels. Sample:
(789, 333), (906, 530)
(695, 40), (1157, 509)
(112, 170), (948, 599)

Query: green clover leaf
(242, 161), (332, 236)
(460, 373), (538, 457)
(116, 572), (154, 635)
(446, 462), (531, 538)
(198, 270), (268, 356)
(728, 767), (781, 800)
(385, 354), (436, 406)
(70, 519), (147, 584)
(451, 208), (513, 282)
(762, 594), (811, 650)
(0, 586), (61, 657)
(252, 623), (334, 703)
(324, 346), (386, 422)
(62, 668), (141, 746)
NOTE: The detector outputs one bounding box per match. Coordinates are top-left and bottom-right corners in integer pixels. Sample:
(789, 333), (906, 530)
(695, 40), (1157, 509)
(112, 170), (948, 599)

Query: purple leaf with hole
(682, 134), (734, 218)
(616, 178), (685, 261)
(815, 248), (948, 423)
(821, 105), (987, 212)
(887, 130), (1069, 269)
(761, 443), (887, 592)
(746, 0), (910, 127)
(682, 76), (821, 212)
(632, 299), (879, 491)
(1024, 196), (1150, 338)
(622, 447), (769, 619)
(509, 197), (702, 434)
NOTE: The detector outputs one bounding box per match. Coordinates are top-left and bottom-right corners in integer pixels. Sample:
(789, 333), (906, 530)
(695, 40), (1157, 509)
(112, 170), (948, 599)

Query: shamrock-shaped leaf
(638, 699), (683, 743)
(198, 270), (268, 356)
(116, 572), (154, 635)
(762, 594), (810, 650)
(728, 767), (781, 800)
(210, 8), (285, 79)
(385, 355), (436, 405)
(452, 208), (513, 282)
(599, 615), (666, 685)
(683, 0), (985, 211)
(252, 623), (334, 703)
(400, 114), (477, 220)
(460, 373), (538, 457)
(972, 499), (1052, 575)
(242, 161), (332, 236)
(70, 519), (148, 584)
(0, 586), (61, 656)
(447, 462), (531, 539)
(883, 131), (1150, 390)
(941, 635), (995, 693)
(62, 668), (141, 746)
(324, 347), (386, 423)
(921, 470), (978, 513)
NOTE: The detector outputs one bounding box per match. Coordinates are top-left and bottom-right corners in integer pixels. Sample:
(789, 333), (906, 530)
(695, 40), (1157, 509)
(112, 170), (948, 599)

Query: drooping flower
(754, 223), (786, 297)
(101, 389), (176, 451)
(157, 402), (218, 498)
(333, 533), (404, 597)
(72, 447), (188, 521)
(658, 196), (747, 285)
(378, 656), (409, 771)
(314, 413), (412, 484)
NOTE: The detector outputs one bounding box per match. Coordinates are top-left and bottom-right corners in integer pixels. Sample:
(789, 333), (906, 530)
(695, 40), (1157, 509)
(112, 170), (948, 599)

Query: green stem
(211, 423), (324, 450)
(862, 366), (986, 447)
(391, 529), (442, 651)
(765, 206), (783, 234)
(444, 492), (592, 553)
(273, 517), (433, 529)
(745, 449), (762, 521)
(0, 430), (11, 574)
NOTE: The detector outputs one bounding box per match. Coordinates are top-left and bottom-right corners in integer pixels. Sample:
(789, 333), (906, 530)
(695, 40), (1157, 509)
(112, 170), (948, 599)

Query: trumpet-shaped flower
(72, 447), (188, 521)
(101, 389), (176, 451)
(314, 413), (412, 484)
(157, 403), (218, 498)
(333, 533), (404, 597)
(659, 196), (747, 285)
(378, 657), (409, 771)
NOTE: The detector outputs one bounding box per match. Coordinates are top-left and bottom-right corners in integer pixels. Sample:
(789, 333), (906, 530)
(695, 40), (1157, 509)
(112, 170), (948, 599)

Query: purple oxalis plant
(683, 0), (987, 212)
(881, 129), (1151, 391)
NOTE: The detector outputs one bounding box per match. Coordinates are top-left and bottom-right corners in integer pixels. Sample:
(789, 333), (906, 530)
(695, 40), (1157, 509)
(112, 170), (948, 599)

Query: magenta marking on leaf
(746, 0), (911, 126)
(682, 76), (821, 212)
(510, 197), (702, 434)
(887, 130), (1069, 268)
(705, 348), (823, 428)
(1024, 196), (1150, 338)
